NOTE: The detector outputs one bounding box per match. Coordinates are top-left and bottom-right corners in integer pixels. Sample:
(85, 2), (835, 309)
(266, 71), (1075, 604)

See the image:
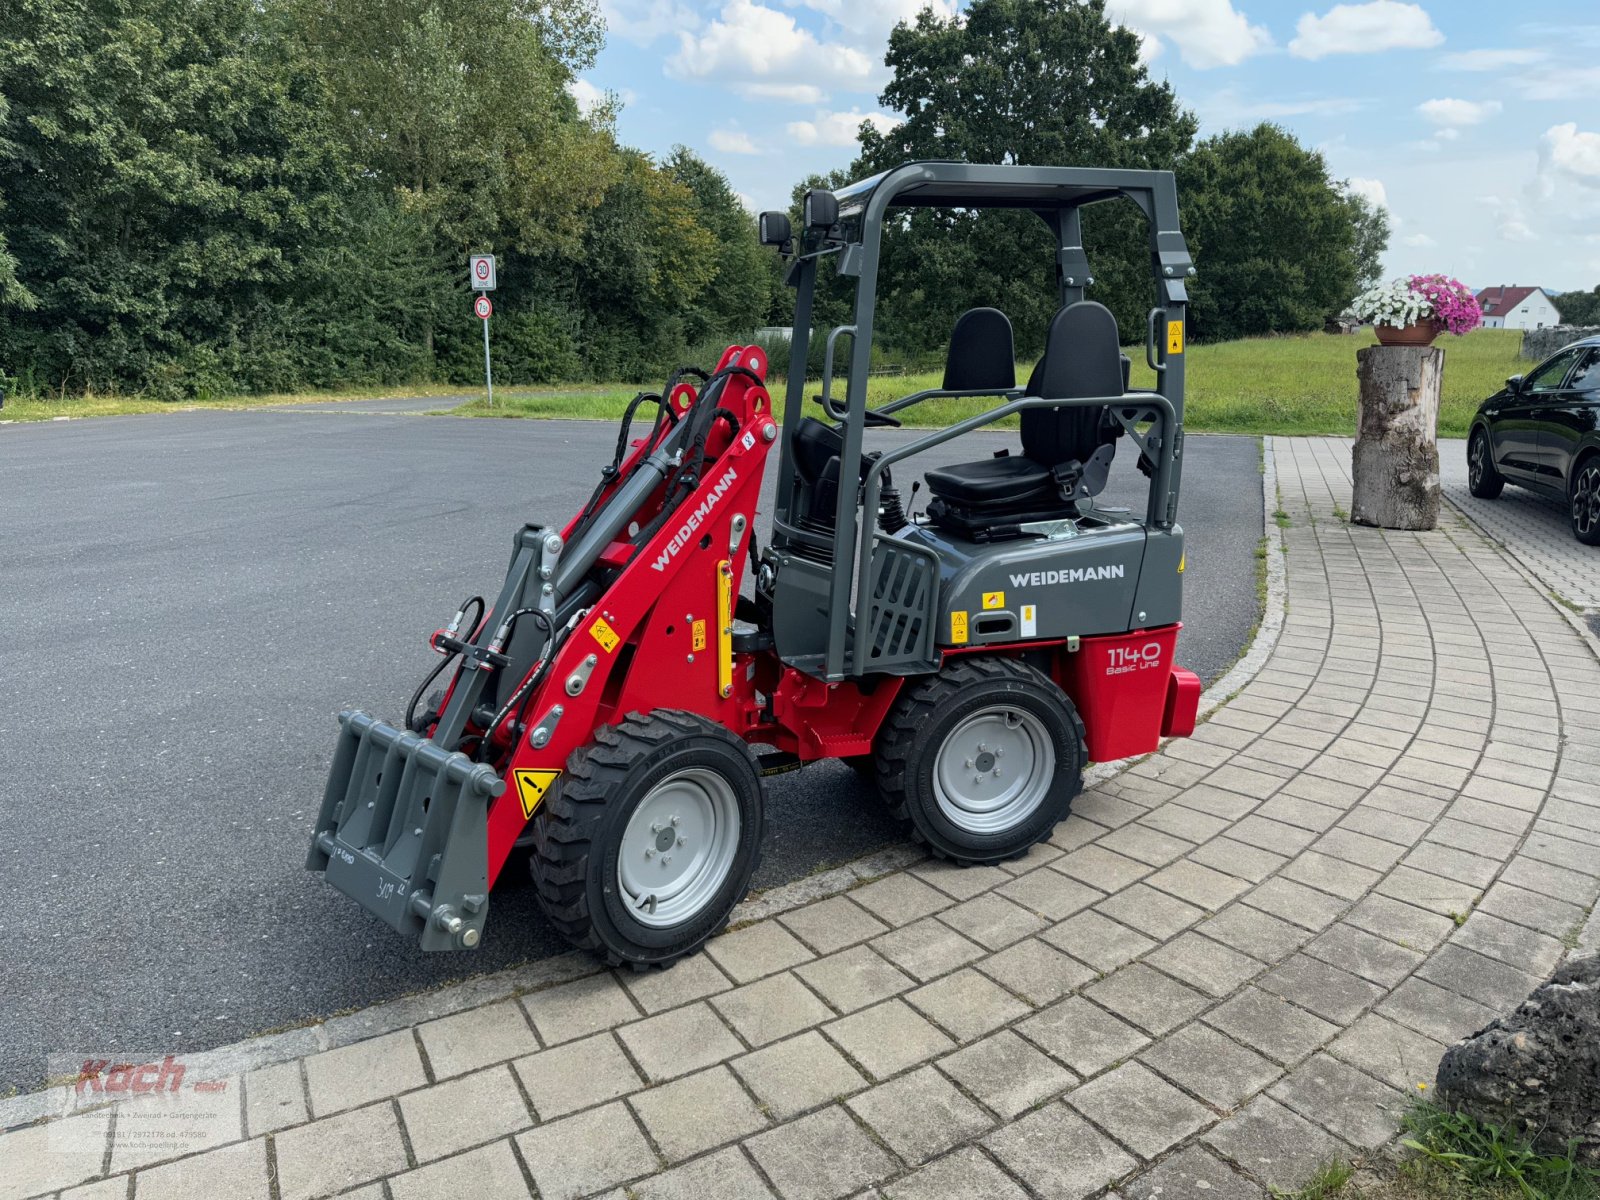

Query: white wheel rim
(932, 706), (1054, 835)
(617, 768), (741, 928)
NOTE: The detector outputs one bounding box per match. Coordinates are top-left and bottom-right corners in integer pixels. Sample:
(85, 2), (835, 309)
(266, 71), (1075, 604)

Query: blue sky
(571, 0), (1600, 292)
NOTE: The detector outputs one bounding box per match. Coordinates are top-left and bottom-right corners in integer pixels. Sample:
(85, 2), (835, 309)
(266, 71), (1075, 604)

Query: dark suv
(1468, 335), (1600, 545)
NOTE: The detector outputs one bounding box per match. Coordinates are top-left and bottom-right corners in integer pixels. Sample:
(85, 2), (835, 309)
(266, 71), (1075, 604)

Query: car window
(1526, 348), (1581, 393)
(1567, 348), (1600, 393)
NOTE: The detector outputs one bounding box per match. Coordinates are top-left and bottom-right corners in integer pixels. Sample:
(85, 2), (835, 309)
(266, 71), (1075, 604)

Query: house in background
(1477, 285), (1562, 330)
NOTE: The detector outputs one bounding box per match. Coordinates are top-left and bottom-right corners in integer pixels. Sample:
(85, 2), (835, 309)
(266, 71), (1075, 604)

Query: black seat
(925, 302), (1124, 540)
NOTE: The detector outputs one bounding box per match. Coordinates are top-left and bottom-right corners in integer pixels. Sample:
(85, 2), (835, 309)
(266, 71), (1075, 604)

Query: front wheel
(1468, 428), (1505, 499)
(874, 657), (1085, 864)
(530, 710), (765, 968)
(1572, 458), (1600, 546)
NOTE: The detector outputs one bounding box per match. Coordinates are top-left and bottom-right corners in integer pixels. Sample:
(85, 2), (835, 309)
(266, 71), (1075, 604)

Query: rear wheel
(874, 657), (1085, 864)
(530, 710), (764, 968)
(1468, 427), (1504, 499)
(1571, 457), (1600, 545)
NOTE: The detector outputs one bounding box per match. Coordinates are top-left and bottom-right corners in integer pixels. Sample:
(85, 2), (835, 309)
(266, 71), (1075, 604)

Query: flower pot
(1374, 319), (1439, 347)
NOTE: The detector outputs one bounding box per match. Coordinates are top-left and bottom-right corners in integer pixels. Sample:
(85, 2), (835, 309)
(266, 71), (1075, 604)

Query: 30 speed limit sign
(474, 295), (493, 320)
(470, 254), (496, 290)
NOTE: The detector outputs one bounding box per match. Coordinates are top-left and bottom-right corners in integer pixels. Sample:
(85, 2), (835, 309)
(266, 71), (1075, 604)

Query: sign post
(469, 255), (496, 408)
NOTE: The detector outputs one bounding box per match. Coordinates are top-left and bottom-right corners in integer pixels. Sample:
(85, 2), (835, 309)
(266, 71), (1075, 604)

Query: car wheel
(1571, 457), (1600, 546)
(1468, 428), (1504, 499)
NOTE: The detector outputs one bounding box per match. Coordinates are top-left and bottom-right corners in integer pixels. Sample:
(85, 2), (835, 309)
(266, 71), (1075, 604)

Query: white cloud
(786, 108), (902, 147)
(1484, 195), (1535, 242)
(1198, 88), (1366, 125)
(1403, 232), (1437, 247)
(1346, 176), (1388, 210)
(708, 127), (761, 154)
(1512, 67), (1600, 101)
(793, 0), (955, 43)
(1417, 98), (1502, 127)
(739, 82), (827, 104)
(1109, 1), (1272, 69)
(565, 78), (633, 117)
(601, 0), (700, 45)
(669, 0), (877, 98)
(1541, 123), (1600, 185)
(1289, 1), (1443, 60)
(1437, 47), (1545, 71)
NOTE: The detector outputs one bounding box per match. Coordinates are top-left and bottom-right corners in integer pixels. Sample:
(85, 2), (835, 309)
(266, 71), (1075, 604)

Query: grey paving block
(780, 896), (892, 957)
(1258, 953), (1385, 1025)
(1402, 842), (1502, 889)
(274, 1101), (409, 1200)
(399, 1063), (532, 1163)
(1146, 860), (1252, 911)
(976, 937), (1096, 1006)
(711, 972), (834, 1047)
(707, 922), (816, 983)
(1142, 803), (1231, 845)
(877, 1146), (1029, 1200)
(1095, 884), (1205, 940)
(629, 1065), (769, 1162)
(1269, 1053), (1406, 1149)
(1281, 851), (1382, 902)
(1242, 877), (1346, 932)
(633, 1146), (776, 1200)
(871, 917), (987, 982)
(1342, 893), (1456, 954)
(912, 859), (1013, 900)
(1085, 964), (1210, 1036)
(996, 867), (1101, 920)
(1377, 977), (1499, 1045)
(1018, 995), (1150, 1075)
(617, 1002), (745, 1083)
(848, 1065), (993, 1165)
(513, 1030), (643, 1119)
(618, 953), (734, 1014)
(387, 1140), (530, 1200)
(983, 1103), (1138, 1199)
(1097, 823), (1197, 867)
(1067, 1062), (1212, 1159)
(523, 973), (642, 1046)
(1146, 932), (1265, 997)
(516, 1102), (659, 1200)
(1120, 1145), (1267, 1200)
(1200, 904), (1311, 962)
(1415, 944), (1541, 1012)
(939, 893), (1051, 950)
(1189, 837), (1287, 884)
(1141, 1021), (1281, 1109)
(731, 1029), (869, 1119)
(850, 874), (952, 925)
(796, 944), (916, 1013)
(416, 999), (540, 1080)
(825, 998), (957, 1080)
(1254, 795), (1345, 834)
(1329, 1013), (1446, 1091)
(907, 968), (1030, 1041)
(1498, 855), (1600, 908)
(1376, 866), (1483, 919)
(1451, 910), (1566, 978)
(937, 1029), (1078, 1120)
(1202, 1096), (1351, 1193)
(1172, 783), (1261, 821)
(243, 1059), (308, 1137)
(1043, 909), (1158, 972)
(132, 1138), (270, 1200)
(303, 1028), (427, 1118)
(1477, 881), (1586, 938)
(1303, 923), (1425, 988)
(1204, 987), (1338, 1067)
(744, 1106), (897, 1200)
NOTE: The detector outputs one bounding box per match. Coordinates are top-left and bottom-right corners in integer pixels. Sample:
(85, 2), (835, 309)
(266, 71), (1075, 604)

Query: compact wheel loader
(308, 161), (1203, 968)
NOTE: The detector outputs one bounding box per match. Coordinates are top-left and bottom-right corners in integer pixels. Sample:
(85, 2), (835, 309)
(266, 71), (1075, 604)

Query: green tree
(1177, 123), (1365, 342)
(1552, 286), (1600, 325)
(665, 147), (770, 346)
(0, 94), (32, 313)
(852, 0), (1197, 355)
(1344, 188), (1390, 294)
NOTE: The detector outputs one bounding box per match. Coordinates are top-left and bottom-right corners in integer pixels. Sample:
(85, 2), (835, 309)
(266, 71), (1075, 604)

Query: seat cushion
(924, 454), (1053, 506)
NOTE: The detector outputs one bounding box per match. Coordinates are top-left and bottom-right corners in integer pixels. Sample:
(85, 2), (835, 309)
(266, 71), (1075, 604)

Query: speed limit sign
(474, 295), (493, 320)
(470, 254), (496, 290)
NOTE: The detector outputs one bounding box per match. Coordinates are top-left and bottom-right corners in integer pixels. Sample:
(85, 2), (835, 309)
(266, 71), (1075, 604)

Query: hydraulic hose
(405, 595), (484, 732)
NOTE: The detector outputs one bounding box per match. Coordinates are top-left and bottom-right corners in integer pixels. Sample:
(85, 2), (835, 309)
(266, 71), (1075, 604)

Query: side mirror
(1505, 374), (1524, 393)
(802, 189), (839, 230)
(758, 211), (792, 247)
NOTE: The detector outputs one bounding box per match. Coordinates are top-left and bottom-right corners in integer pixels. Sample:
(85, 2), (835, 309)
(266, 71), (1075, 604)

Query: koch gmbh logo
(47, 1052), (234, 1159)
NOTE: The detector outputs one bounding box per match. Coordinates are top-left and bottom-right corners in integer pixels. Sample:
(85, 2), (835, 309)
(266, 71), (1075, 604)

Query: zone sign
(470, 254), (496, 290)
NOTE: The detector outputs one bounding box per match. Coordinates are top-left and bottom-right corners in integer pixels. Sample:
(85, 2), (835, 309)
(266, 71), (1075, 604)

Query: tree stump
(1350, 345), (1442, 530)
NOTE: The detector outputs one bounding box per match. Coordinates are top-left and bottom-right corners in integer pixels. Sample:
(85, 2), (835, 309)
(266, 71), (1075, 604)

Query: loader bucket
(307, 710), (505, 951)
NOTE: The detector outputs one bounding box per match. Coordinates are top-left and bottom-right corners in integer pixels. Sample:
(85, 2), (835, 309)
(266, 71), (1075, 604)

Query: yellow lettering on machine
(512, 769), (561, 819)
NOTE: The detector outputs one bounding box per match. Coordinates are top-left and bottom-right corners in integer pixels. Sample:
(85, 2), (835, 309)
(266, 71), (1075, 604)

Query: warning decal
(950, 611), (969, 645)
(512, 769), (561, 819)
(589, 616), (620, 653)
(1020, 604), (1037, 637)
(981, 591), (1005, 610)
(692, 619), (707, 651)
(1167, 321), (1184, 355)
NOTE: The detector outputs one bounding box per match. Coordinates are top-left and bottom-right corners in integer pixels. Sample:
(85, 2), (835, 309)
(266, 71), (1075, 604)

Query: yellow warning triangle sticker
(512, 769), (561, 819)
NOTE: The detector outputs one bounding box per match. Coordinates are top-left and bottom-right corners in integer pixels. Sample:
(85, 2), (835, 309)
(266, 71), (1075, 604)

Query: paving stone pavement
(8, 435), (1600, 1200)
(1439, 436), (1600, 610)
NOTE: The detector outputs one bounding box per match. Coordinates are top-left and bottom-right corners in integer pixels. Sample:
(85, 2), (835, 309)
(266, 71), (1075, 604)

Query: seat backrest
(1021, 301), (1123, 468)
(943, 308), (1017, 392)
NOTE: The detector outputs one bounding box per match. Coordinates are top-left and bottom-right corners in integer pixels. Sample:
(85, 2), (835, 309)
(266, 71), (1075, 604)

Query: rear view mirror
(758, 211), (792, 247)
(802, 189), (839, 230)
(1506, 374), (1524, 393)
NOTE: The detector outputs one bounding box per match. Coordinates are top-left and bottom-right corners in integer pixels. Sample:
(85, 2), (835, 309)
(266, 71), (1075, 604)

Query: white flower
(1351, 278), (1438, 328)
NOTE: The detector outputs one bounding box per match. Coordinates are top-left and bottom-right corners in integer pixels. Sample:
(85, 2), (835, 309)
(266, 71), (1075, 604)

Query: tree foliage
(1551, 286), (1600, 326)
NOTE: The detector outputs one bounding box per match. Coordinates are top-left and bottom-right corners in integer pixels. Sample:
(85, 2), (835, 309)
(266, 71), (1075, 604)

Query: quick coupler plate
(306, 710), (505, 951)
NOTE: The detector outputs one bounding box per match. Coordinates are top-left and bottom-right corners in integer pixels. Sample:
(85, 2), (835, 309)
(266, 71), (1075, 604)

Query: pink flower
(1405, 274), (1483, 336)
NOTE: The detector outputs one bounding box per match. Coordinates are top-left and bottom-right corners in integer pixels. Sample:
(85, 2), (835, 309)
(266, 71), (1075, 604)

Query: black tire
(874, 657), (1085, 865)
(530, 710), (765, 969)
(1571, 455), (1600, 546)
(1468, 427), (1505, 499)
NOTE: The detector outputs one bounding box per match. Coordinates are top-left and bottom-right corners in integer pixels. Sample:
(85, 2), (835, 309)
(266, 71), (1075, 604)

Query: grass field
(4, 328), (1525, 436)
(446, 328), (1524, 438)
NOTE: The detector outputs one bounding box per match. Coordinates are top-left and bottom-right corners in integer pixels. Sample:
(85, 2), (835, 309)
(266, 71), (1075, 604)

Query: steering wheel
(811, 394), (902, 428)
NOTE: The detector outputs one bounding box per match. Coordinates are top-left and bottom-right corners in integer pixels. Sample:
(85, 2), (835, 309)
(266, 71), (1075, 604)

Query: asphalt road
(0, 400), (1260, 1092)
